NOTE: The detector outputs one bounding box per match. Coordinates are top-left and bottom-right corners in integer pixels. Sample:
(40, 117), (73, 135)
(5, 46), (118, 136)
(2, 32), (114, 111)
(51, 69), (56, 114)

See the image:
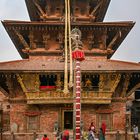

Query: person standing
(101, 122), (106, 137)
(62, 129), (69, 140)
(88, 129), (95, 140)
(88, 122), (96, 132)
(88, 122), (96, 140)
(116, 130), (120, 140)
(42, 134), (49, 140)
(99, 128), (105, 140)
(133, 125), (139, 140)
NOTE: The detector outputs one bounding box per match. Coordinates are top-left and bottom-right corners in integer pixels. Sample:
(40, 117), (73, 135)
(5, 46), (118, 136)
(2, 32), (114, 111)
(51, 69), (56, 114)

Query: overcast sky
(0, 0), (140, 63)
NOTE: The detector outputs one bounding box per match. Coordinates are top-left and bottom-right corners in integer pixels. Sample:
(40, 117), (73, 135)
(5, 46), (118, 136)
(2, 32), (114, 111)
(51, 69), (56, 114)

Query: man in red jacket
(62, 130), (69, 140)
(42, 134), (49, 140)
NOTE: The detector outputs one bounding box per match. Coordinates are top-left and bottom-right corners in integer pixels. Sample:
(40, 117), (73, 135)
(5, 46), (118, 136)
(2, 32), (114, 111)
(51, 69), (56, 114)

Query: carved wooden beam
(56, 74), (63, 91)
(43, 32), (50, 50)
(121, 74), (131, 97)
(107, 31), (122, 49)
(34, 74), (40, 92)
(29, 31), (36, 49)
(90, 0), (103, 16)
(72, 0), (76, 15)
(87, 32), (94, 50)
(57, 32), (64, 50)
(33, 0), (46, 17)
(99, 73), (121, 93)
(6, 76), (14, 97)
(127, 83), (140, 97)
(99, 30), (107, 50)
(86, 0), (90, 15)
(14, 30), (30, 50)
(0, 86), (9, 97)
(60, 0), (64, 15)
(99, 74), (105, 92)
(45, 0), (51, 16)
(111, 74), (121, 92)
(16, 74), (27, 93)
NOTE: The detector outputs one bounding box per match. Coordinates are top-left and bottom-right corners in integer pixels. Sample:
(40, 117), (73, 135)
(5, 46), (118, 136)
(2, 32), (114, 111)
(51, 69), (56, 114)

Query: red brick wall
(81, 102), (126, 132)
(9, 102), (126, 135)
(10, 103), (27, 132)
(81, 106), (96, 131)
(40, 106), (59, 132)
(10, 104), (59, 133)
(112, 101), (126, 131)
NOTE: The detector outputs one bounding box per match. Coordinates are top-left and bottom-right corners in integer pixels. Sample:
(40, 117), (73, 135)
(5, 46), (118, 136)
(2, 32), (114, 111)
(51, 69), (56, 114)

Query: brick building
(0, 0), (140, 139)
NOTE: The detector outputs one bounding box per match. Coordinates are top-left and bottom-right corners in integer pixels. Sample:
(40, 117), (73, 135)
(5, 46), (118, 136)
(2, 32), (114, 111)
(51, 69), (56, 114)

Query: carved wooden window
(27, 116), (39, 131)
(98, 113), (112, 130)
(91, 75), (99, 90)
(39, 75), (56, 86)
(82, 74), (99, 91)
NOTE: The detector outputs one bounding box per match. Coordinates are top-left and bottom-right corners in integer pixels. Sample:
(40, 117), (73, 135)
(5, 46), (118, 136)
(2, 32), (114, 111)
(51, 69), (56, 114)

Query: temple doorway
(63, 111), (73, 129)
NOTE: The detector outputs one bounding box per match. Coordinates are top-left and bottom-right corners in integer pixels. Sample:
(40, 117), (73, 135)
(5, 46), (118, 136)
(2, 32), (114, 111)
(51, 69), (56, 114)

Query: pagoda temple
(0, 0), (140, 139)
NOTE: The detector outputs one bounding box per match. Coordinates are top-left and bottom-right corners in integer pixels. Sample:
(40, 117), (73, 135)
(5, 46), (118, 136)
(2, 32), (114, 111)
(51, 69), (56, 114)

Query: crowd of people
(36, 122), (139, 140)
(54, 121), (106, 140)
(87, 122), (106, 140)
(35, 122), (106, 140)
(36, 129), (69, 140)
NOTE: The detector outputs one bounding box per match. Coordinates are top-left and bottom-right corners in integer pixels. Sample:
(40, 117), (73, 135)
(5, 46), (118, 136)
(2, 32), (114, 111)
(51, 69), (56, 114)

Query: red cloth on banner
(39, 86), (56, 90)
(72, 50), (85, 61)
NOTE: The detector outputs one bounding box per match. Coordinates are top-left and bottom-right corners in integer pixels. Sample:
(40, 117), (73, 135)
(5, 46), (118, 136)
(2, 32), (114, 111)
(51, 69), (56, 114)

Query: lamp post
(71, 28), (85, 140)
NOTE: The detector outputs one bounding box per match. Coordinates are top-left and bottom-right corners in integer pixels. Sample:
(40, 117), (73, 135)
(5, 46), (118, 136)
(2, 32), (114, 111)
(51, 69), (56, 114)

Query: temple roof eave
(0, 70), (140, 73)
(2, 20), (135, 59)
(2, 20), (135, 26)
(0, 59), (140, 73)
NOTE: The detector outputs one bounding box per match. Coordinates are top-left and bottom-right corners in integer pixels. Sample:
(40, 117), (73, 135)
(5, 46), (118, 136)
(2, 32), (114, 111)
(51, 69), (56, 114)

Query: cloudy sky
(0, 0), (140, 63)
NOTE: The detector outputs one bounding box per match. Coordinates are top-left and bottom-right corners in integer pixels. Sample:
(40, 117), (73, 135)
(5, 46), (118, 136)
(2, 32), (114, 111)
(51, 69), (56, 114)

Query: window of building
(98, 113), (112, 130)
(39, 75), (57, 90)
(27, 116), (39, 131)
(91, 75), (99, 90)
(82, 74), (99, 91)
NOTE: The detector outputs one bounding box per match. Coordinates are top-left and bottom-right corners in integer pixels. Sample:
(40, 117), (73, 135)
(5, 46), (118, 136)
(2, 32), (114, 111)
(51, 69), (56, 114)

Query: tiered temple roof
(2, 21), (134, 59)
(25, 0), (111, 22)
